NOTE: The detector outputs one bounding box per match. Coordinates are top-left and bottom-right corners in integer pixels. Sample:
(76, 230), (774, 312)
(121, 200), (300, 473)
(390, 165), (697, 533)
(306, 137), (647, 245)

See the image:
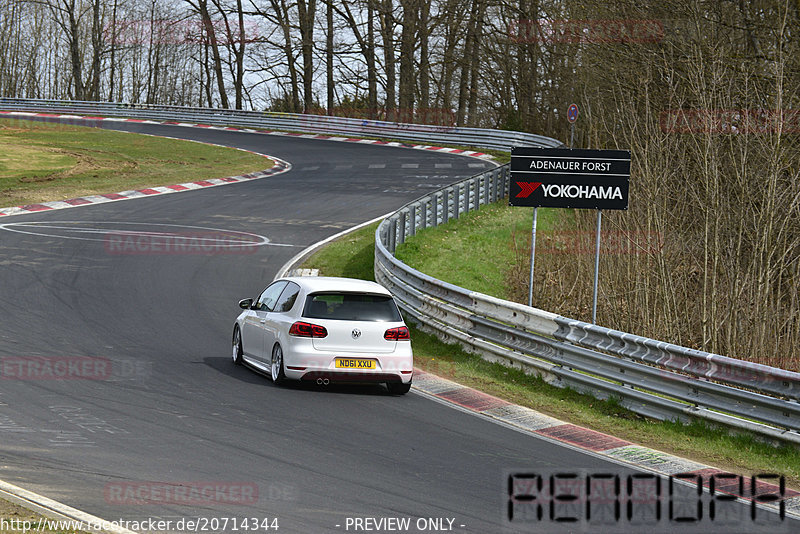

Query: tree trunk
(297, 0), (317, 112)
(379, 0), (396, 118)
(211, 0), (247, 109)
(66, 0), (84, 100)
(196, 0), (229, 108)
(326, 0), (334, 113)
(398, 0), (416, 116)
(203, 35), (213, 106)
(367, 0), (377, 118)
(336, 0), (378, 117)
(437, 0), (464, 116)
(466, 0), (485, 126)
(267, 0), (301, 112)
(456, 0), (479, 126)
(108, 0), (118, 102)
(234, 0), (246, 109)
(87, 0), (102, 100)
(417, 0), (430, 120)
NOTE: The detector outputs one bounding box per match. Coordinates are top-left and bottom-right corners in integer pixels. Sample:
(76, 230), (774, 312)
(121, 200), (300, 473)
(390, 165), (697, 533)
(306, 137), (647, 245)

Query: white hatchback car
(232, 277), (413, 394)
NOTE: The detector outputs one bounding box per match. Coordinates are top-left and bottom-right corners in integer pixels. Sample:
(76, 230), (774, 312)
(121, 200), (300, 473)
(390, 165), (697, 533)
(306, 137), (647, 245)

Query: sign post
(567, 104), (578, 148)
(509, 147), (630, 321)
(592, 209), (602, 323)
(528, 206), (537, 307)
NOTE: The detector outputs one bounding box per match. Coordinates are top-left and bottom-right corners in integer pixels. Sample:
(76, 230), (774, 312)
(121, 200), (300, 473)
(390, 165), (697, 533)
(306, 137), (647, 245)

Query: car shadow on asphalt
(202, 356), (394, 396)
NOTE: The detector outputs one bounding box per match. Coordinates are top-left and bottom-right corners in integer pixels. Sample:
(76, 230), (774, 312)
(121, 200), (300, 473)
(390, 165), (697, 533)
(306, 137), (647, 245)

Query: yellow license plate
(335, 358), (376, 370)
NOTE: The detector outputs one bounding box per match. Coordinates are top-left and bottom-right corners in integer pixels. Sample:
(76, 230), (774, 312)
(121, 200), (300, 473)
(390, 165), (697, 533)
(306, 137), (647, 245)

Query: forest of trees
(0, 0), (618, 137)
(1, 0), (798, 368)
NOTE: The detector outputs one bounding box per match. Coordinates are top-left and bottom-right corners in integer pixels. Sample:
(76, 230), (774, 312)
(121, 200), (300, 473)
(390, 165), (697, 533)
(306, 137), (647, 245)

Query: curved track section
(0, 119), (788, 533)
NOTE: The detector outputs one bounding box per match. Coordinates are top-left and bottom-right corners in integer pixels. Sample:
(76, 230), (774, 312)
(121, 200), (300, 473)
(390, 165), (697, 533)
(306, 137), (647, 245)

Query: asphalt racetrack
(0, 119), (792, 533)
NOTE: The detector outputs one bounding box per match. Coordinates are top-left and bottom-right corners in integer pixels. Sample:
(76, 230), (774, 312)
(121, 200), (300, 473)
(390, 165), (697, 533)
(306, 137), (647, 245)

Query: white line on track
(0, 221), (294, 247)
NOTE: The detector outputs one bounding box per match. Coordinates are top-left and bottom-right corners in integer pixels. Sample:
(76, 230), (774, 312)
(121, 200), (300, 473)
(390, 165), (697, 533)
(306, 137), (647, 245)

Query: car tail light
(289, 321), (328, 338)
(384, 326), (410, 341)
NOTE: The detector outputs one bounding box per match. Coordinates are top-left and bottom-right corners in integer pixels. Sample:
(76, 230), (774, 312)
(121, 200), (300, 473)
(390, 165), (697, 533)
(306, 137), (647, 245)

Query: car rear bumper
(299, 371), (411, 384)
(281, 338), (413, 384)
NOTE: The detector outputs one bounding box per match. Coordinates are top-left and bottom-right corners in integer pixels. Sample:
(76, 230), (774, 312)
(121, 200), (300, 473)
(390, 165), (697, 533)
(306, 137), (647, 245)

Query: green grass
(395, 203), (558, 299)
(0, 118), (271, 206)
(299, 206), (800, 489)
(303, 223), (380, 281)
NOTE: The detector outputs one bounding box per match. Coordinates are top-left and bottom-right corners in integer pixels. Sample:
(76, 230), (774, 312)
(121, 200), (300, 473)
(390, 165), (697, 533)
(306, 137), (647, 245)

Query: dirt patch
(17, 148), (137, 183)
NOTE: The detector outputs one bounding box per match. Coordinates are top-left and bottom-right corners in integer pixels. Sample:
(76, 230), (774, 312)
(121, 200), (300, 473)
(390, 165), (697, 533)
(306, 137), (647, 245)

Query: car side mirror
(239, 298), (254, 310)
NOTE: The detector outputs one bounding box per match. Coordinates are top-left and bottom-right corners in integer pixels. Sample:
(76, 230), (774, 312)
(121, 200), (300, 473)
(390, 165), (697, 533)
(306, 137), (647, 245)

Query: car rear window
(302, 292), (402, 322)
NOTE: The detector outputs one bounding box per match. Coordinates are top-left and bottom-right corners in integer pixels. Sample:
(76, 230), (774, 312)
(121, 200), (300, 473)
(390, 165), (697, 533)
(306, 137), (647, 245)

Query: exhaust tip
(322, 378), (330, 385)
(316, 378), (323, 385)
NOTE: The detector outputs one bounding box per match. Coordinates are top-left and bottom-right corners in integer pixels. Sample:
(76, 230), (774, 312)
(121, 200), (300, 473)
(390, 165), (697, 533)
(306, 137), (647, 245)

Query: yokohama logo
(516, 182), (623, 200)
(515, 182), (542, 198)
(543, 183), (623, 200)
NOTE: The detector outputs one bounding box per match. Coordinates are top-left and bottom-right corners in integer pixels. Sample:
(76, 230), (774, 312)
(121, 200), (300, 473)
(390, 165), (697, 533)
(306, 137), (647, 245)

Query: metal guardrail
(375, 167), (800, 445)
(0, 98), (563, 152)
(3, 99), (797, 444)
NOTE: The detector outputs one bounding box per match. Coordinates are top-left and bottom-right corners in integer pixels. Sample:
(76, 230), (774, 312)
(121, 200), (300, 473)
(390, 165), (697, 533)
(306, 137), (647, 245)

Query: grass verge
(0, 118), (272, 207)
(299, 215), (800, 489)
(393, 203), (558, 298)
(0, 497), (89, 533)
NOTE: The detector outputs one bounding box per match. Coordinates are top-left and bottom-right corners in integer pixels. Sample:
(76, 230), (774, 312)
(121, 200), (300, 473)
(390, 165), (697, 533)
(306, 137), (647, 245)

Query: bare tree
(397, 0), (415, 113)
(455, 0), (481, 125)
(251, 0), (301, 111)
(333, 0), (378, 116)
(296, 0), (316, 112)
(416, 0), (429, 115)
(42, 0), (86, 99)
(210, 0), (247, 108)
(325, 0), (333, 112)
(185, 0), (229, 107)
(378, 0), (396, 115)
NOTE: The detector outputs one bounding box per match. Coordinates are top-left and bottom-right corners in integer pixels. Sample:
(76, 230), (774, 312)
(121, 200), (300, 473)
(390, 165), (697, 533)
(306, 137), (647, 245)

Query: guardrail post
(473, 177), (480, 211)
(420, 201), (428, 230)
(442, 189), (450, 223)
(398, 211), (407, 245)
(432, 194), (439, 226)
(409, 205), (416, 237)
(483, 175), (489, 205)
(501, 166), (509, 198)
(454, 185), (461, 219)
(378, 223), (387, 248)
(388, 219), (396, 253)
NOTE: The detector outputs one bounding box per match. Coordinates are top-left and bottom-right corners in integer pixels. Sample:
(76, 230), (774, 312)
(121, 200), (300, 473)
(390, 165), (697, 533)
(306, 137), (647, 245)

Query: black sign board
(509, 147), (630, 210)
